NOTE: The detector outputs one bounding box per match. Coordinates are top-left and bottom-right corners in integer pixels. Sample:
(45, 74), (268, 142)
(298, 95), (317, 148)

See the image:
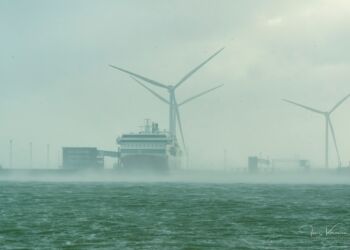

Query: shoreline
(1, 168), (350, 184)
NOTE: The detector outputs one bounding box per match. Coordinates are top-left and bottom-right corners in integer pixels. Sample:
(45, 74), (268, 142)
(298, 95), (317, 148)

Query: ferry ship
(116, 120), (181, 172)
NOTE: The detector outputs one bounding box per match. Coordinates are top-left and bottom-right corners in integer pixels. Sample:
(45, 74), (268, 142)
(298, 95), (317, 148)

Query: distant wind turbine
(283, 94), (350, 168)
(109, 48), (224, 164)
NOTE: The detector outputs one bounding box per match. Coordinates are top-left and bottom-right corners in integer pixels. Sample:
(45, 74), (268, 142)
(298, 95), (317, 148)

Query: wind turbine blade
(109, 64), (168, 89)
(174, 47), (224, 89)
(130, 77), (169, 104)
(330, 94), (350, 114)
(174, 99), (187, 154)
(178, 84), (224, 106)
(282, 99), (324, 114)
(328, 118), (342, 167)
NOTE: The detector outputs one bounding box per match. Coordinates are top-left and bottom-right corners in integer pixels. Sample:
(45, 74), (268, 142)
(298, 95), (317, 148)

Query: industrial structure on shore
(62, 147), (117, 169)
(248, 156), (310, 173)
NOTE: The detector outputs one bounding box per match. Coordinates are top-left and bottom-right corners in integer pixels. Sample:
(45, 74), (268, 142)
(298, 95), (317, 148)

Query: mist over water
(1, 166), (350, 185)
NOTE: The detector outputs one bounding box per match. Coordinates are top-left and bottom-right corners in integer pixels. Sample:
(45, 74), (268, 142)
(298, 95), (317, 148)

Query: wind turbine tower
(283, 94), (350, 168)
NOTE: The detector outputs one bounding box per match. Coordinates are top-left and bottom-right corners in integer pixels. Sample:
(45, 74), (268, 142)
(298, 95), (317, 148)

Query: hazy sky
(1, 0), (350, 168)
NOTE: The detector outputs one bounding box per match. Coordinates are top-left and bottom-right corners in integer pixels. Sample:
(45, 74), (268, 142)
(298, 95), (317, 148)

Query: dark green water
(0, 182), (349, 249)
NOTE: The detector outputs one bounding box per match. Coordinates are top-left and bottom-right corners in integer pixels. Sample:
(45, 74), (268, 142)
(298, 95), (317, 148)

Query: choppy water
(0, 182), (349, 249)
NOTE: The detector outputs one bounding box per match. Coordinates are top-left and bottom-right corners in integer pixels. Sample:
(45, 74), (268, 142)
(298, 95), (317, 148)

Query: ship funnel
(144, 119), (151, 133)
(152, 123), (159, 133)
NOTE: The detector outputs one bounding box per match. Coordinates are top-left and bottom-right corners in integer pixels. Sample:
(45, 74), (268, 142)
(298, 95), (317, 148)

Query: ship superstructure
(116, 120), (181, 171)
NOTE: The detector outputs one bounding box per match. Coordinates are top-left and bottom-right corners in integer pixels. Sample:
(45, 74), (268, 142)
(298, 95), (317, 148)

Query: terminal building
(62, 147), (103, 169)
(62, 147), (118, 169)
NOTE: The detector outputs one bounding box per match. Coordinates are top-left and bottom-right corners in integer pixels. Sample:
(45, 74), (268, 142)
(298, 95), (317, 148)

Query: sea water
(0, 181), (349, 249)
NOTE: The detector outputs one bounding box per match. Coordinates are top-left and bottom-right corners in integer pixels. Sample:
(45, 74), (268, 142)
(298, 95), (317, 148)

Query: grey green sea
(0, 181), (349, 249)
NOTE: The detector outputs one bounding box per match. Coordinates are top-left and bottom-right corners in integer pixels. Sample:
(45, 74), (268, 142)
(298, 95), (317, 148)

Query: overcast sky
(1, 0), (350, 168)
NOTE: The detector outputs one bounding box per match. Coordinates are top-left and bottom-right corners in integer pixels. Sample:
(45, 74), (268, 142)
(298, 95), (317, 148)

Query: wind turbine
(109, 47), (224, 162)
(283, 94), (350, 168)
